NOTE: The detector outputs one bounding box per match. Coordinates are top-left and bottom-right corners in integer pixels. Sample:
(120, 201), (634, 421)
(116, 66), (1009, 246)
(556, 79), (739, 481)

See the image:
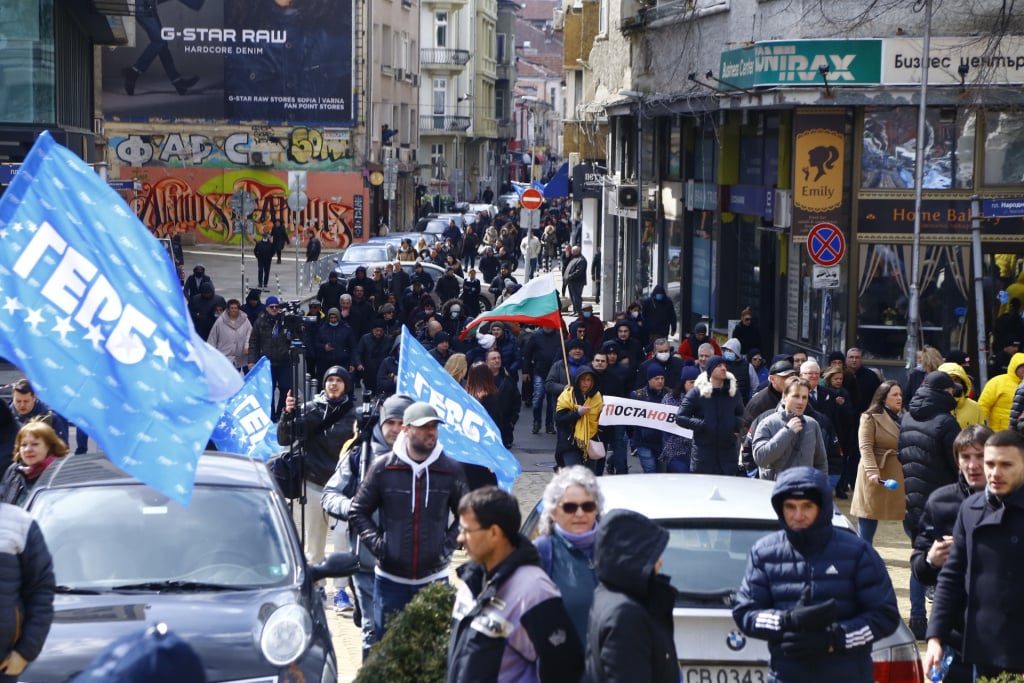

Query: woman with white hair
(534, 466), (604, 646)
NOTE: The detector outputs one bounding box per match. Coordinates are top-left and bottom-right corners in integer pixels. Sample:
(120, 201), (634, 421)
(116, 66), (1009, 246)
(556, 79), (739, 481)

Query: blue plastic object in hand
(929, 645), (954, 682)
(883, 479), (899, 490)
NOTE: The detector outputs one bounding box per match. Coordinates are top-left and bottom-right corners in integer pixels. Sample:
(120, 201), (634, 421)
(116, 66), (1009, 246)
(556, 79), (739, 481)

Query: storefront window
(0, 0), (54, 123)
(861, 107), (974, 190)
(983, 111), (1024, 186)
(855, 243), (971, 360)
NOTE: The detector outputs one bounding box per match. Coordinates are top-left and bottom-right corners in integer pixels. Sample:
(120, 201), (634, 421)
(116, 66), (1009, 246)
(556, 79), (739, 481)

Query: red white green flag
(459, 274), (563, 339)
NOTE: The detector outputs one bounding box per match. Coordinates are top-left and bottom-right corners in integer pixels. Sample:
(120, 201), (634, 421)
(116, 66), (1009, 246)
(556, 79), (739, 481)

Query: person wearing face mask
(571, 304), (605, 356)
(721, 338), (756, 405)
(440, 299), (468, 348)
(625, 303), (650, 350)
(640, 284), (677, 342)
(635, 338), (684, 391)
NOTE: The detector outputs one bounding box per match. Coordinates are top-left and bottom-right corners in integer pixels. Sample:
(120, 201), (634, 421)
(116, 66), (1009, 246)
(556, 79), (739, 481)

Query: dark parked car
(23, 452), (356, 682)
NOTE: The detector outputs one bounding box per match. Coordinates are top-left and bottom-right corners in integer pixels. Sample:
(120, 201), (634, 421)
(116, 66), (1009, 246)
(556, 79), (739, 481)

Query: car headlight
(260, 603), (312, 666)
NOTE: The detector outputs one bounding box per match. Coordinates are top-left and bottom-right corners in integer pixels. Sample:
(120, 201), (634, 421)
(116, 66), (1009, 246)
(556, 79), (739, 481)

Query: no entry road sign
(520, 188), (543, 211)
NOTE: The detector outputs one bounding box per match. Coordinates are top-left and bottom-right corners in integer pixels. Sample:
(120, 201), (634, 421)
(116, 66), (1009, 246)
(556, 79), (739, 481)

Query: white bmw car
(522, 474), (923, 683)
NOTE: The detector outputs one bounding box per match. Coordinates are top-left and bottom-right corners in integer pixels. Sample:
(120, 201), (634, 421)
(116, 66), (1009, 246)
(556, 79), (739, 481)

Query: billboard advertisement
(102, 0), (355, 125)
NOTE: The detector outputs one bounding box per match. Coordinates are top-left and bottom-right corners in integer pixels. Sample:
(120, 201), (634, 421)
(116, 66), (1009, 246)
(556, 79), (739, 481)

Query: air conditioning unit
(382, 146), (396, 160)
(394, 67), (404, 80)
(618, 185), (639, 208)
(553, 8), (564, 29)
(399, 146), (412, 163)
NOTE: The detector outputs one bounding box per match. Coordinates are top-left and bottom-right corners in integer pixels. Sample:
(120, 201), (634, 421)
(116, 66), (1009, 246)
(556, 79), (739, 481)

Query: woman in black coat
(587, 509), (678, 683)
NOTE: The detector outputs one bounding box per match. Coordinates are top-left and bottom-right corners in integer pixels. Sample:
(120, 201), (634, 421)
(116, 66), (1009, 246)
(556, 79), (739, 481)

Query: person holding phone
(751, 376), (829, 481)
(910, 424), (992, 683)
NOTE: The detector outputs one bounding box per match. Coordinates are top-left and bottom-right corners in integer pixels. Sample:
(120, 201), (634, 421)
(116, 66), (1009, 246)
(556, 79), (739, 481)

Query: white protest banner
(599, 395), (693, 439)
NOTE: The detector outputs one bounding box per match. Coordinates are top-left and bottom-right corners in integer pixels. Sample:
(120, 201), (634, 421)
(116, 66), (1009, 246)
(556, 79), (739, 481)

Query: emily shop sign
(719, 37), (1024, 90)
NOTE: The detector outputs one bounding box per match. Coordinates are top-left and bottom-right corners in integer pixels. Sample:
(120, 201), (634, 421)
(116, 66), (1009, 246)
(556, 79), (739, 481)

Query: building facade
(572, 0), (1024, 374)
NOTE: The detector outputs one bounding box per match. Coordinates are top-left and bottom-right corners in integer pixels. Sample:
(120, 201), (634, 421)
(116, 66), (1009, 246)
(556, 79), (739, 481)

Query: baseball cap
(769, 360), (795, 376)
(403, 402), (445, 427)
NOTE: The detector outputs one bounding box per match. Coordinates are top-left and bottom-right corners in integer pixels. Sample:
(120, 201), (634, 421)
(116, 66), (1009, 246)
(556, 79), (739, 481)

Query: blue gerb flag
(0, 132), (242, 505)
(210, 357), (280, 461)
(396, 326), (521, 491)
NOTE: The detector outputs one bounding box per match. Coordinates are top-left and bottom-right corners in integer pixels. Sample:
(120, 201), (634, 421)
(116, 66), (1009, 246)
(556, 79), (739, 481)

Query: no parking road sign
(807, 222), (846, 267)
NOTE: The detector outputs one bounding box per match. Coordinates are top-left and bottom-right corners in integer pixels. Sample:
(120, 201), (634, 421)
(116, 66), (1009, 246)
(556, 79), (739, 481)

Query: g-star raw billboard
(102, 0), (354, 126)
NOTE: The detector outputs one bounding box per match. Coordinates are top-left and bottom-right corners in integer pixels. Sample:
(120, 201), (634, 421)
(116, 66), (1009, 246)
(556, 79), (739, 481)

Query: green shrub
(977, 675), (1024, 683)
(354, 582), (457, 683)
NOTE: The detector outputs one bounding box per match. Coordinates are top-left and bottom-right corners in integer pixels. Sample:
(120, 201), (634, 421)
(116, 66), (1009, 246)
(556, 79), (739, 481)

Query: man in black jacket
(926, 429), (1024, 680)
(349, 402), (469, 643)
(910, 424), (991, 683)
(563, 246), (587, 317)
(448, 487), (583, 683)
(277, 366), (357, 568)
(523, 326), (562, 434)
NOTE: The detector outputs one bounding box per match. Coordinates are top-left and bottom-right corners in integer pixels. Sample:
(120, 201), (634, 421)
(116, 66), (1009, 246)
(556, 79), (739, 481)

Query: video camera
(356, 389), (383, 440)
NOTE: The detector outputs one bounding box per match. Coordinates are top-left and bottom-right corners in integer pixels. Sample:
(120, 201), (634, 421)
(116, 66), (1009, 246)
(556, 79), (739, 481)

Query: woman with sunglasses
(533, 466), (604, 650)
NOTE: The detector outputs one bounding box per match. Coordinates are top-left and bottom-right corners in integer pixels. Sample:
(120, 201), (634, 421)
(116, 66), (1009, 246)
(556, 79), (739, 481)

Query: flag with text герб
(210, 357), (281, 461)
(0, 131), (242, 505)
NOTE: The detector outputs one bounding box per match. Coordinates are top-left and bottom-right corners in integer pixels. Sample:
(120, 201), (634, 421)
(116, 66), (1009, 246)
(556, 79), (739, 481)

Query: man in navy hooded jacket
(733, 467), (900, 683)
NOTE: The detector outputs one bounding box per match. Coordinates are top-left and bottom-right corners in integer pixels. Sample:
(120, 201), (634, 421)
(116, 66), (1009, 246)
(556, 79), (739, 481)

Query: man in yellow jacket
(938, 362), (985, 429)
(978, 353), (1024, 431)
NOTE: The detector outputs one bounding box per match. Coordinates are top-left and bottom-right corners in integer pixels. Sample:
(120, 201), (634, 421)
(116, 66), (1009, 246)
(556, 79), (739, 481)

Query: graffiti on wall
(109, 126), (354, 171)
(122, 169), (357, 249)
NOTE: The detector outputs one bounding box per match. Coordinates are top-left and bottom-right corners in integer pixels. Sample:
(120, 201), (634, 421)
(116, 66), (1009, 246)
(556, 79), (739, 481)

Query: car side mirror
(308, 551), (360, 583)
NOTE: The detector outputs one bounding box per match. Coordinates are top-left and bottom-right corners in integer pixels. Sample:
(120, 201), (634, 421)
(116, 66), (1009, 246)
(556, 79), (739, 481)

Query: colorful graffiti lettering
(288, 127), (352, 164)
(109, 126), (355, 171)
(125, 173), (354, 249)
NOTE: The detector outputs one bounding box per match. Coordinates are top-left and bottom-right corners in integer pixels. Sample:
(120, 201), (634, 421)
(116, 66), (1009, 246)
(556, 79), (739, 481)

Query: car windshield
(424, 220), (448, 233)
(660, 521), (778, 605)
(32, 485), (295, 591)
(341, 245), (391, 262)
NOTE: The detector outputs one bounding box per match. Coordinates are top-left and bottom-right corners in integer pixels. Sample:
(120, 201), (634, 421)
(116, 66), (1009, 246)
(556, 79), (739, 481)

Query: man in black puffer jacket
(676, 356), (744, 475)
(897, 369), (960, 638)
(733, 467), (900, 683)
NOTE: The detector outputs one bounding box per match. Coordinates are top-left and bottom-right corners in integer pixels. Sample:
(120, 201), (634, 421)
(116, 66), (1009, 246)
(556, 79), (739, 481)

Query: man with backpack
(322, 394), (414, 660)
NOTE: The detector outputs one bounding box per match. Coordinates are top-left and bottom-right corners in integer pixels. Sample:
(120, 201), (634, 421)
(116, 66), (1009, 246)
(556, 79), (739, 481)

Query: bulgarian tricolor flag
(459, 274), (564, 339)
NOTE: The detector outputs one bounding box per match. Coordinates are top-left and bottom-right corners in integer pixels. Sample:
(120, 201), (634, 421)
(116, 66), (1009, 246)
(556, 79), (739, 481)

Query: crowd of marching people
(10, 193), (1024, 681)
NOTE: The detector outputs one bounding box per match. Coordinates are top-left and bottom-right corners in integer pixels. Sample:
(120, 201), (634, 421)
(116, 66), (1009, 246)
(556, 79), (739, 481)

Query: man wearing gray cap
(322, 394), (415, 659)
(349, 402), (469, 642)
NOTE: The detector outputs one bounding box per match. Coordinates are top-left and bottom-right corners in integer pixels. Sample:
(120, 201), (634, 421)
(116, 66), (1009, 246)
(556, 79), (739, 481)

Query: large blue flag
(210, 357), (280, 461)
(396, 326), (521, 491)
(0, 132), (242, 505)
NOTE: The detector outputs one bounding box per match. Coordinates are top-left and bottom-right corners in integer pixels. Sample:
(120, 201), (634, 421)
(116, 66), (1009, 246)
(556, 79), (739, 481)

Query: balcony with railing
(420, 115), (472, 132)
(421, 48), (471, 71)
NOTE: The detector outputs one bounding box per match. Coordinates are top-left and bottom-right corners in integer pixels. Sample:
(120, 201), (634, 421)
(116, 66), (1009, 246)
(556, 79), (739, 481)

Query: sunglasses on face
(560, 501), (598, 514)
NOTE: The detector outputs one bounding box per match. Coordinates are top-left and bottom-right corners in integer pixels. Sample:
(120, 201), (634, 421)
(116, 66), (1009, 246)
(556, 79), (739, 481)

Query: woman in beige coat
(850, 380), (906, 545)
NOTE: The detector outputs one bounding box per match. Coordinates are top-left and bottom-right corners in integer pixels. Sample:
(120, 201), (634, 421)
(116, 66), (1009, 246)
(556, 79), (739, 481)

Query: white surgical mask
(655, 352), (670, 362)
(723, 350), (737, 361)
(630, 311), (640, 319)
